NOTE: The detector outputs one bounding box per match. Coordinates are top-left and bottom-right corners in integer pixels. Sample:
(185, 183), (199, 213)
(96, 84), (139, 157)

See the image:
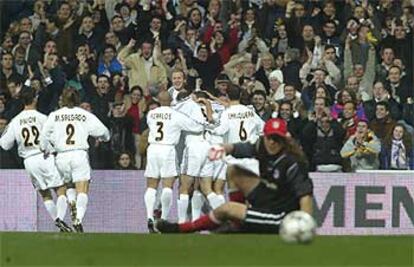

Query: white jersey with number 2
(40, 107), (110, 153)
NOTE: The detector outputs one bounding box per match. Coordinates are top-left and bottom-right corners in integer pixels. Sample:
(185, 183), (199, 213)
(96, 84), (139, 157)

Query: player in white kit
(144, 91), (206, 232)
(40, 88), (110, 232)
(167, 69), (187, 106)
(174, 91), (224, 223)
(212, 85), (264, 202)
(0, 87), (72, 232)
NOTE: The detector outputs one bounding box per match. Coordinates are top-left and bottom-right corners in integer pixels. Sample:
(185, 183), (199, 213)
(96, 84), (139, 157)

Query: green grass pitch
(0, 232), (413, 267)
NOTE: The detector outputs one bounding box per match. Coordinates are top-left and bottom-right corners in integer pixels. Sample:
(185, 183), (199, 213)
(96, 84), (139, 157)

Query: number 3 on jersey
(155, 122), (164, 141)
(239, 120), (247, 141)
(66, 124), (75, 145)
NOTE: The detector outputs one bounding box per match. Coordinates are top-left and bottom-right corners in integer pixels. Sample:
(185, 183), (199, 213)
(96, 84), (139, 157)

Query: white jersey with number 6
(213, 104), (264, 144)
(40, 107), (110, 152)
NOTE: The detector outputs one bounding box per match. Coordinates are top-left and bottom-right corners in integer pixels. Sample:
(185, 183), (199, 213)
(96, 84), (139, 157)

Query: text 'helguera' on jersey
(54, 114), (87, 122)
(228, 111), (255, 119)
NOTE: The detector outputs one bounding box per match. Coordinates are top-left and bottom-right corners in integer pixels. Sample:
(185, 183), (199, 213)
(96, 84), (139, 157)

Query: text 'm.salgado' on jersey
(213, 104), (264, 143)
(147, 106), (205, 145)
(0, 110), (47, 159)
(40, 107), (110, 153)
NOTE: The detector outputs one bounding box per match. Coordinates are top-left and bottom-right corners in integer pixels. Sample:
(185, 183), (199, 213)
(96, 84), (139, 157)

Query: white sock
(56, 195), (68, 220)
(217, 194), (226, 206)
(44, 200), (57, 221)
(191, 190), (204, 221)
(76, 193), (88, 223)
(177, 194), (189, 223)
(144, 188), (157, 220)
(207, 192), (222, 209)
(66, 188), (77, 204)
(160, 188), (173, 220)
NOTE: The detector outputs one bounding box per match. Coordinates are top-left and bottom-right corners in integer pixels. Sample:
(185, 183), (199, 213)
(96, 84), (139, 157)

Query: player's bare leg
(178, 175), (193, 223)
(191, 179), (204, 221)
(73, 180), (90, 232)
(200, 177), (223, 209)
(160, 177), (175, 220)
(226, 166), (248, 203)
(213, 179), (226, 206)
(145, 177), (160, 232)
(39, 189), (72, 232)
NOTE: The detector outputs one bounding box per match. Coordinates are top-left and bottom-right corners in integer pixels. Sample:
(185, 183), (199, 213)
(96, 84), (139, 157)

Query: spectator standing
(380, 123), (414, 170)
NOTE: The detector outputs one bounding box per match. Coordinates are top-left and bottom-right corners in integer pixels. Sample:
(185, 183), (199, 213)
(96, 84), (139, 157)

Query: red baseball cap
(263, 118), (288, 137)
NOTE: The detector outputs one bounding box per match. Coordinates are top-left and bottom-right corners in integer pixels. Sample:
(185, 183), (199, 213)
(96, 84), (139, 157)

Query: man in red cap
(156, 118), (314, 234)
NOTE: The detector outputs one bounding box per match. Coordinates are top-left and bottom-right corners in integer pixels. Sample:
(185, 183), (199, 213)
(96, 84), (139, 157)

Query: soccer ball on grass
(279, 211), (317, 244)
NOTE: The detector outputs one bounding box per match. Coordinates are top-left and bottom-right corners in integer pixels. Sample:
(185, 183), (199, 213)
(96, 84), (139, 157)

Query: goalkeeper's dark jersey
(231, 137), (313, 213)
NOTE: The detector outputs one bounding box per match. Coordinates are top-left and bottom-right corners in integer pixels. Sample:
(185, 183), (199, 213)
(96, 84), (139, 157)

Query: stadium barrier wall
(1, 170), (413, 235)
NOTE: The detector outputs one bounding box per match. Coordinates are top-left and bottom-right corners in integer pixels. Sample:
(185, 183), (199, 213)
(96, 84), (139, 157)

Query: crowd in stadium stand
(0, 0), (413, 171)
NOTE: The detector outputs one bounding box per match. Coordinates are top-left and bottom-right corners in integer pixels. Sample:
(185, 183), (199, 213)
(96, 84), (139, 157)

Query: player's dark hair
(177, 90), (190, 102)
(62, 87), (80, 108)
(193, 91), (210, 100)
(227, 85), (241, 101)
(19, 87), (35, 106)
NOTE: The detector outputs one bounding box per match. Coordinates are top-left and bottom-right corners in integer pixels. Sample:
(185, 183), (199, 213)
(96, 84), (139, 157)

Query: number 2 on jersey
(66, 124), (75, 145)
(239, 120), (247, 141)
(21, 126), (40, 147)
(155, 122), (164, 141)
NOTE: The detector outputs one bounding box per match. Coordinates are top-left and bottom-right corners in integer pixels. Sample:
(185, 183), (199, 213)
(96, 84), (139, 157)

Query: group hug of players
(0, 69), (313, 234)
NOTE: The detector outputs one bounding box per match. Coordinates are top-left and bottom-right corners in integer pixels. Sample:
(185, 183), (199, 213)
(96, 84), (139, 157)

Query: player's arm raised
(175, 110), (205, 133)
(208, 141), (256, 161)
(87, 112), (111, 142)
(0, 122), (15, 150)
(211, 111), (229, 136)
(197, 97), (214, 123)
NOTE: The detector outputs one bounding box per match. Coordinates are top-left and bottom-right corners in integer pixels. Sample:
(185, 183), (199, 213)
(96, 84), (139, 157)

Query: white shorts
(24, 154), (64, 191)
(181, 141), (213, 178)
(55, 150), (91, 183)
(213, 160), (227, 181)
(144, 144), (179, 178)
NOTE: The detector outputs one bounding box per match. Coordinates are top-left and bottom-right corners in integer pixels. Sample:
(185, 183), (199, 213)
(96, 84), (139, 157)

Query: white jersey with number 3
(213, 104), (264, 143)
(0, 110), (47, 159)
(40, 107), (110, 152)
(147, 106), (204, 145)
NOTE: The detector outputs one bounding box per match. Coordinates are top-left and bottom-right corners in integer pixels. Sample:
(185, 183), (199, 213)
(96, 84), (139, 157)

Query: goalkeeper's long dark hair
(268, 134), (309, 167)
